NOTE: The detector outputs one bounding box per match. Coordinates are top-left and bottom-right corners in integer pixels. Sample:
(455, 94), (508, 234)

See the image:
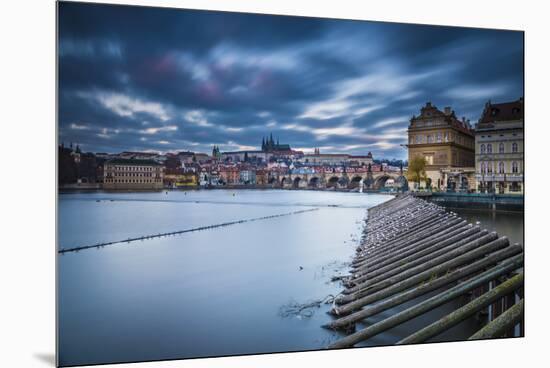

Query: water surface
(58, 190), (390, 366)
(58, 190), (525, 366)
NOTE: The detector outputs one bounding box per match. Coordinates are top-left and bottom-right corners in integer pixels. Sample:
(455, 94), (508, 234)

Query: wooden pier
(325, 194), (524, 348)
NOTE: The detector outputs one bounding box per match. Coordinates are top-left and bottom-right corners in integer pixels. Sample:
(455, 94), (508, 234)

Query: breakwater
(58, 208), (319, 254)
(325, 194), (524, 348)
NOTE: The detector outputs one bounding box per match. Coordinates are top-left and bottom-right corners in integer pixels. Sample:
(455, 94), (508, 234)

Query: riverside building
(103, 158), (164, 190)
(475, 98), (524, 194)
(407, 102), (476, 191)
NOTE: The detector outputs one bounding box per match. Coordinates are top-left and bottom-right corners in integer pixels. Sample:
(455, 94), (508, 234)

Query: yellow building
(475, 98), (524, 194)
(176, 174), (197, 187)
(407, 102), (475, 190)
(103, 159), (164, 190)
(164, 172), (198, 188)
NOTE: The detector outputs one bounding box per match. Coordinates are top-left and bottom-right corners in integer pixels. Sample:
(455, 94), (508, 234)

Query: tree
(407, 156), (427, 185)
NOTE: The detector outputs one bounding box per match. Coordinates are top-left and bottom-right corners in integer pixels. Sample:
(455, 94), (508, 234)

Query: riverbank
(59, 184), (398, 195)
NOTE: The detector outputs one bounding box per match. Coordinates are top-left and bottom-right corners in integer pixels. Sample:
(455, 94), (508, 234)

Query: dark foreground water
(452, 209), (524, 246)
(58, 190), (525, 366)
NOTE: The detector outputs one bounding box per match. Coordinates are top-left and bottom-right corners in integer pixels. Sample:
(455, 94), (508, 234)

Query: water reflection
(452, 209), (524, 245)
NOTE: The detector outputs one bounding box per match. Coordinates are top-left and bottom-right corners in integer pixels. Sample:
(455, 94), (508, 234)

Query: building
(298, 149), (373, 167)
(407, 102), (475, 190)
(255, 169), (269, 185)
(239, 169), (256, 185)
(218, 165), (240, 185)
(349, 153), (374, 167)
(221, 150), (269, 163)
(118, 151), (162, 161)
(261, 134), (291, 152)
(177, 151), (196, 164)
(103, 158), (164, 190)
(163, 168), (198, 188)
(475, 98), (524, 194)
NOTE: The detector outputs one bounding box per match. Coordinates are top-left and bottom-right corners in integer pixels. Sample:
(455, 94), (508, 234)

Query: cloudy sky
(58, 2), (523, 159)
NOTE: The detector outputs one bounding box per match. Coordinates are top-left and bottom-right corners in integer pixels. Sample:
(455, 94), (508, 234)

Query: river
(57, 190), (524, 366)
(58, 190), (390, 366)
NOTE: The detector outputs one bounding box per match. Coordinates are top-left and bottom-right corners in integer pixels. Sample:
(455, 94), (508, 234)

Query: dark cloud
(58, 1), (523, 159)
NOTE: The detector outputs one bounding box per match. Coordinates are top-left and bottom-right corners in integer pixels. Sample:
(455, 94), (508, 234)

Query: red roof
(479, 98), (524, 124)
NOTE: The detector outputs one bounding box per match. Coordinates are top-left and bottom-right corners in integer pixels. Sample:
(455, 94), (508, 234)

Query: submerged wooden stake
(324, 193), (524, 349)
(468, 299), (524, 340)
(396, 272), (524, 344)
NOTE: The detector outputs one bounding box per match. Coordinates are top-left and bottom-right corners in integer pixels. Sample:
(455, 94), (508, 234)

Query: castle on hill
(261, 134), (291, 152)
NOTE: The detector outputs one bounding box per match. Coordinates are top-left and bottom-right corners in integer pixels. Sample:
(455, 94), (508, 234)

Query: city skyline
(59, 2), (523, 159)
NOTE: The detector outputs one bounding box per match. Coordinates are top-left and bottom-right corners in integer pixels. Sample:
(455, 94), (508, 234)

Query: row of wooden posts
(325, 194), (524, 348)
(58, 208), (319, 254)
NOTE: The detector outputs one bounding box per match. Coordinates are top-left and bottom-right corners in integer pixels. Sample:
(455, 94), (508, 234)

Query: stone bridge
(267, 171), (407, 191)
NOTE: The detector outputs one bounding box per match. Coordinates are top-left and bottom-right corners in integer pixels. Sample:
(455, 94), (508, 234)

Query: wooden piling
(327, 253), (524, 348)
(325, 193), (524, 349)
(396, 272), (524, 344)
(468, 299), (524, 340)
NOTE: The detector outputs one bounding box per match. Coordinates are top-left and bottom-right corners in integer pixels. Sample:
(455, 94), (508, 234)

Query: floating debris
(279, 295), (336, 319)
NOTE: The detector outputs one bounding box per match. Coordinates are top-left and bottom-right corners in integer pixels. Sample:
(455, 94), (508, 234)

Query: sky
(58, 2), (523, 160)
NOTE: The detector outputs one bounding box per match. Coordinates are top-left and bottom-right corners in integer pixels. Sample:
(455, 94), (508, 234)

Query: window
(415, 135), (422, 144)
(498, 162), (505, 174)
(481, 144), (486, 154)
(480, 162), (486, 173)
(512, 142), (518, 153)
(499, 143), (505, 153)
(512, 161), (519, 173)
(427, 135), (433, 143)
(487, 144), (492, 154)
(487, 162), (493, 173)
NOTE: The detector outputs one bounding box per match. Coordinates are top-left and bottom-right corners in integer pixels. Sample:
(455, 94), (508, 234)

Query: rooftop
(106, 158), (162, 166)
(479, 98), (524, 125)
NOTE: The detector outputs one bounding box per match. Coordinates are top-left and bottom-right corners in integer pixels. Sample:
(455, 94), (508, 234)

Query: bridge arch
(349, 175), (363, 189)
(395, 175), (409, 192)
(373, 175), (396, 190)
(293, 176), (302, 189)
(281, 177), (289, 187)
(327, 176), (339, 188)
(338, 176), (350, 188)
(268, 176), (278, 186)
(308, 176), (320, 188)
